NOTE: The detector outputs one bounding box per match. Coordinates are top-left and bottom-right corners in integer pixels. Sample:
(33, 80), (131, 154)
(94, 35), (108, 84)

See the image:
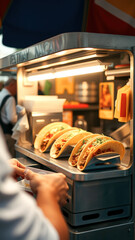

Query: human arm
(6, 97), (17, 124)
(0, 128), (61, 240)
(26, 170), (69, 240)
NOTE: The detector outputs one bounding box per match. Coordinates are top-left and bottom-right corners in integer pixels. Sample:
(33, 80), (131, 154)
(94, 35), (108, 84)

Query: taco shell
(39, 127), (73, 152)
(68, 133), (101, 167)
(77, 137), (125, 171)
(50, 129), (90, 158)
(34, 122), (71, 150)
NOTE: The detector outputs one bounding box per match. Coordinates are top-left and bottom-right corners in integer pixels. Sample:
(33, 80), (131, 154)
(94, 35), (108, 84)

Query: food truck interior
(0, 32), (134, 240)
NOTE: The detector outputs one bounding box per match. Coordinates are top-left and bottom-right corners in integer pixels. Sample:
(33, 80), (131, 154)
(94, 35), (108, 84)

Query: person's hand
(9, 158), (26, 180)
(25, 170), (69, 207)
(26, 170), (69, 240)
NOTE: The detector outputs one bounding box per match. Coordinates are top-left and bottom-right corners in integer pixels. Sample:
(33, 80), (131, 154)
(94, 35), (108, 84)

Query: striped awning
(0, 0), (12, 29)
(1, 0), (85, 48)
(1, 0), (135, 49)
(86, 0), (135, 36)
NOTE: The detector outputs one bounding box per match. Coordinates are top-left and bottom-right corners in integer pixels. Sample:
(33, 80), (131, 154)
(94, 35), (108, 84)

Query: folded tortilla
(68, 133), (101, 167)
(34, 122), (71, 150)
(77, 135), (125, 171)
(50, 129), (90, 158)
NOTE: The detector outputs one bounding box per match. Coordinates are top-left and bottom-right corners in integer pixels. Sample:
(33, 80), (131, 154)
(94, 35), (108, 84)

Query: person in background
(0, 127), (69, 240)
(0, 78), (17, 156)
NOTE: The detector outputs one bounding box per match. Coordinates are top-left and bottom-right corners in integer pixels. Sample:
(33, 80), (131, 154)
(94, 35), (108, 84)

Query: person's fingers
(59, 192), (69, 207)
(25, 171), (69, 201)
(17, 162), (25, 169)
(65, 182), (69, 190)
(14, 166), (25, 177)
(25, 169), (35, 180)
(58, 173), (66, 179)
(10, 158), (26, 169)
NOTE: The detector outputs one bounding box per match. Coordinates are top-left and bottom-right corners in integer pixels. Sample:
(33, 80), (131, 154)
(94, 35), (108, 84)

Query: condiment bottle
(74, 115), (87, 130)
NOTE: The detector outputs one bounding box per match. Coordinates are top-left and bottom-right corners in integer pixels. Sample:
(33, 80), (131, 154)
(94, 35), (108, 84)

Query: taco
(34, 122), (71, 150)
(50, 129), (90, 158)
(77, 135), (125, 171)
(68, 133), (101, 167)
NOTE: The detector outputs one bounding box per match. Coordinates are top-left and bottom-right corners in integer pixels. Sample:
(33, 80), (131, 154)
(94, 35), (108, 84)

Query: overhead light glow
(27, 60), (107, 81)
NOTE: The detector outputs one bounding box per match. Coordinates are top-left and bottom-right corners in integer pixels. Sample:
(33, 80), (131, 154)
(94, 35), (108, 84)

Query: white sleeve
(5, 97), (17, 124)
(0, 176), (59, 240)
(0, 130), (59, 240)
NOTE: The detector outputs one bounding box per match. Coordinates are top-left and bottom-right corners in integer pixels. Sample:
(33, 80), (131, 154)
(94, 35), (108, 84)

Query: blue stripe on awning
(2, 0), (85, 48)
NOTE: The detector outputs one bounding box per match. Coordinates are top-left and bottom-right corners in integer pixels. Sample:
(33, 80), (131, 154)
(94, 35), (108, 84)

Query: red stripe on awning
(86, 1), (135, 35)
(0, 0), (12, 26)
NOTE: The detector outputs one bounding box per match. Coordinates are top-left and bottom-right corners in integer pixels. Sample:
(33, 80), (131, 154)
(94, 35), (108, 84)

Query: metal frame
(0, 32), (135, 239)
(1, 32), (135, 70)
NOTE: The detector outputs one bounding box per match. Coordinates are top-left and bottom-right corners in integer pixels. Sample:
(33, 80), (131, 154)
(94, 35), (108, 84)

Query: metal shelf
(15, 143), (132, 182)
(105, 68), (130, 78)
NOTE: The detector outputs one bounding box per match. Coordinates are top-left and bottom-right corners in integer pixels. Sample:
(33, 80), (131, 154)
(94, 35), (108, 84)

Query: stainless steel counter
(15, 143), (132, 181)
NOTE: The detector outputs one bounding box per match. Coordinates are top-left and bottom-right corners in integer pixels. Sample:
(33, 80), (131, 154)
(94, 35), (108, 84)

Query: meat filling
(71, 138), (92, 165)
(79, 148), (114, 169)
(40, 132), (53, 151)
(41, 139), (49, 151)
(54, 139), (67, 155)
(78, 138), (111, 168)
(54, 132), (76, 156)
(40, 126), (65, 151)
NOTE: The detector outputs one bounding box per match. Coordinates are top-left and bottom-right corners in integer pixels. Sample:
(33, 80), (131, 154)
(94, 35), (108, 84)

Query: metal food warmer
(0, 32), (135, 240)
